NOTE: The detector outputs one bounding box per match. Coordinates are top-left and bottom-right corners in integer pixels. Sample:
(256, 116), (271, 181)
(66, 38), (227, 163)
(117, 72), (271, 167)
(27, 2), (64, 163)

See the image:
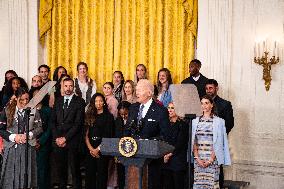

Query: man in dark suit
(125, 79), (170, 189)
(205, 78), (234, 188)
(181, 59), (208, 98)
(50, 77), (85, 189)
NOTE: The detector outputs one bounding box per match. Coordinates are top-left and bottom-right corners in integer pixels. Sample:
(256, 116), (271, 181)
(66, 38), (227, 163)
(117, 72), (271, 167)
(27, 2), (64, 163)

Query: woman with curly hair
(52, 66), (67, 82)
(0, 70), (18, 111)
(1, 77), (28, 108)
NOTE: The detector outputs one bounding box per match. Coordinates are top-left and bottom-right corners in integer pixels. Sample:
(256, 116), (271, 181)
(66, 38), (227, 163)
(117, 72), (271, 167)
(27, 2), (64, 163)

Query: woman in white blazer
(192, 95), (231, 189)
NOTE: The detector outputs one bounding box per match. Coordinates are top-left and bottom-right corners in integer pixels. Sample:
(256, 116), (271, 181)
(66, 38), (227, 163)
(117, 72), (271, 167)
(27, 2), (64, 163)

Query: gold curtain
(43, 0), (197, 90)
(39, 0), (53, 44)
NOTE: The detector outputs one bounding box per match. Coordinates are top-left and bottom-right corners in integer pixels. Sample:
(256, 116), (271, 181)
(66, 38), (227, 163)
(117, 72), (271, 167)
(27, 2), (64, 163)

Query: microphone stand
(23, 107), (32, 189)
(184, 114), (196, 189)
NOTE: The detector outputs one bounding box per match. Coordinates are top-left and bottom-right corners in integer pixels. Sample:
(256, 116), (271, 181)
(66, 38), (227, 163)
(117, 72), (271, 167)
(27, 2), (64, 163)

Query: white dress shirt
(64, 93), (75, 106)
(140, 98), (153, 118)
(192, 74), (200, 81)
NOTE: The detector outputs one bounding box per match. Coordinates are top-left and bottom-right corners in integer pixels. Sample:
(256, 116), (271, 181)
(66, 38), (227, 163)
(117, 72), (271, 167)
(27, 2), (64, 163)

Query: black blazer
(181, 73), (208, 98)
(125, 100), (170, 139)
(214, 95), (234, 134)
(50, 95), (85, 150)
(163, 119), (188, 171)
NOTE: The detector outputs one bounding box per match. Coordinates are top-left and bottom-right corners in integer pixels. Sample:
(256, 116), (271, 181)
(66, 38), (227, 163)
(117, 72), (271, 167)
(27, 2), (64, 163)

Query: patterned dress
(193, 117), (220, 189)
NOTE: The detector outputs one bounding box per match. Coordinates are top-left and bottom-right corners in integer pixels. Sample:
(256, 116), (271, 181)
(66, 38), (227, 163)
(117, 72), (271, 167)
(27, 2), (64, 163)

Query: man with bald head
(125, 79), (170, 189)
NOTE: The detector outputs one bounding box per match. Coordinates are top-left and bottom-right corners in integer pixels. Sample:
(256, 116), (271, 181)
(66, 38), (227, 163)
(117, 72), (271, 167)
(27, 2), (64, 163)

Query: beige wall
(197, 0), (284, 188)
(0, 0), (42, 88)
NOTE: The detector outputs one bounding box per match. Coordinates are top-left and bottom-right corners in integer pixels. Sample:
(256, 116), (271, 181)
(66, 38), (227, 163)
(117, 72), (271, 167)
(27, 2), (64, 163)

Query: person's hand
(15, 134), (26, 144)
(89, 147), (100, 158)
(164, 153), (173, 163)
(60, 137), (66, 146)
(203, 159), (214, 168)
(35, 139), (40, 150)
(55, 138), (61, 146)
(14, 134), (21, 144)
(56, 137), (66, 147)
(196, 158), (206, 168)
(9, 95), (16, 104)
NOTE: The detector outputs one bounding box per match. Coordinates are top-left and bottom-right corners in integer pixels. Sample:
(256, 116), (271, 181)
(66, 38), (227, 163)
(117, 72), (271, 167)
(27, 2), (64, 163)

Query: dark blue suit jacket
(214, 95), (234, 134)
(125, 100), (170, 140)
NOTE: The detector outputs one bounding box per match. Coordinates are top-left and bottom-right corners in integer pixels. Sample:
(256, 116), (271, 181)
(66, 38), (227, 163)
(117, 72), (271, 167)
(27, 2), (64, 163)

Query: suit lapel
(143, 101), (155, 121)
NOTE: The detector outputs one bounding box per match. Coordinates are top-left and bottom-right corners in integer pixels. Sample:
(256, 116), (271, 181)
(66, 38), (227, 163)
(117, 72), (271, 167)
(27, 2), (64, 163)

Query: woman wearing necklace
(74, 62), (97, 105)
(192, 95), (231, 189)
(0, 87), (43, 189)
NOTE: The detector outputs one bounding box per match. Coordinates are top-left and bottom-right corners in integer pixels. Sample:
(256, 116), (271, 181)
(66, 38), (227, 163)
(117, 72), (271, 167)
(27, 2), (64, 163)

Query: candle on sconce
(266, 39), (268, 52)
(263, 41), (265, 54)
(277, 43), (280, 58)
(258, 43), (261, 58)
(253, 43), (257, 58)
(273, 41), (276, 56)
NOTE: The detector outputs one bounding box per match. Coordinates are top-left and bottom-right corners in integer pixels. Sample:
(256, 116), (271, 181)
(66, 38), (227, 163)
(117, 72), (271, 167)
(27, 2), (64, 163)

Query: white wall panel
(197, 0), (284, 188)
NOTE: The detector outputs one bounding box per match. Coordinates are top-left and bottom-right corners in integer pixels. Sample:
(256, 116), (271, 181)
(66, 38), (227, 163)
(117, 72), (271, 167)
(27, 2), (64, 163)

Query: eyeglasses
(167, 107), (174, 109)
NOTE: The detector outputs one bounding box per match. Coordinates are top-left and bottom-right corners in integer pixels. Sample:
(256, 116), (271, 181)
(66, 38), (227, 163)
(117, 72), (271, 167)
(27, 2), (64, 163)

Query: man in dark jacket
(125, 79), (170, 189)
(181, 59), (208, 98)
(50, 78), (85, 189)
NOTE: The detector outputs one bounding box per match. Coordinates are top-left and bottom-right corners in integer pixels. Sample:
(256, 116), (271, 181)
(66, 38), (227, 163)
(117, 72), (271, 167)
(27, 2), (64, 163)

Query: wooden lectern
(100, 138), (174, 189)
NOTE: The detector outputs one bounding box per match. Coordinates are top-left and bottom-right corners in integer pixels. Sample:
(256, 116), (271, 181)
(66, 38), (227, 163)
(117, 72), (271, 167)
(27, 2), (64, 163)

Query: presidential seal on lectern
(119, 137), (138, 157)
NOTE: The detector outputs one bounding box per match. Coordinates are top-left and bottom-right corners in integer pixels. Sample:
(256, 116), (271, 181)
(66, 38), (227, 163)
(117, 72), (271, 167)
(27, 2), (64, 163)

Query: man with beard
(50, 77), (85, 189)
(181, 59), (208, 98)
(205, 78), (234, 188)
(31, 75), (43, 88)
(205, 79), (234, 134)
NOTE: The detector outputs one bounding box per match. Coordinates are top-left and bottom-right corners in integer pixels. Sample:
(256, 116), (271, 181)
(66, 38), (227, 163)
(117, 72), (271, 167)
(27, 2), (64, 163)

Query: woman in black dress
(85, 93), (114, 189)
(162, 102), (188, 189)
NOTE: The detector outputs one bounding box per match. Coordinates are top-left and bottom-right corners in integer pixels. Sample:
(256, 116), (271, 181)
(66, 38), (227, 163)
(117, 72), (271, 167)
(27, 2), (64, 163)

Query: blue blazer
(160, 90), (172, 108)
(191, 116), (231, 166)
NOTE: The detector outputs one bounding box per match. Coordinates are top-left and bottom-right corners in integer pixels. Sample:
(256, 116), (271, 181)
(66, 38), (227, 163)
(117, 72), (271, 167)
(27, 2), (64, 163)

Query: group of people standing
(0, 59), (233, 189)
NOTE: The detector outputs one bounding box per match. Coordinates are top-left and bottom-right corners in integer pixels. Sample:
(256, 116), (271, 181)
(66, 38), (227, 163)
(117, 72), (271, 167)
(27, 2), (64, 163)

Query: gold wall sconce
(254, 41), (280, 91)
